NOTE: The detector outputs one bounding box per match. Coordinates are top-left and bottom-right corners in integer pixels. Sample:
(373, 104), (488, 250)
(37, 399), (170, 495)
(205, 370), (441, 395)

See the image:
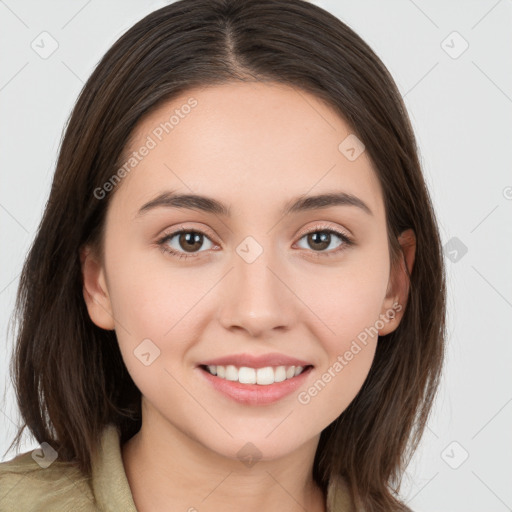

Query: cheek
(298, 253), (390, 345)
(104, 242), (221, 392)
(292, 256), (388, 412)
(294, 290), (381, 425)
(105, 236), (210, 336)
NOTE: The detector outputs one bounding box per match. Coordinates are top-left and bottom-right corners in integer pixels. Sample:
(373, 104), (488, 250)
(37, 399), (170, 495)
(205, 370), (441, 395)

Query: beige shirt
(0, 424), (354, 511)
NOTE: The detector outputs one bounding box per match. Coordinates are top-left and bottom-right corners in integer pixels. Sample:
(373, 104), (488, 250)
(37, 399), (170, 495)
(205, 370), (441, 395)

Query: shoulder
(327, 473), (355, 511)
(326, 473), (414, 512)
(0, 450), (98, 512)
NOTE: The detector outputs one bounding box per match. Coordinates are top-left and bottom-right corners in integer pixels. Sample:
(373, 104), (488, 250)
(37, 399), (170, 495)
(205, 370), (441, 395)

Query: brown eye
(158, 229), (215, 258)
(297, 229), (349, 253)
(306, 232), (333, 251)
(176, 231), (204, 252)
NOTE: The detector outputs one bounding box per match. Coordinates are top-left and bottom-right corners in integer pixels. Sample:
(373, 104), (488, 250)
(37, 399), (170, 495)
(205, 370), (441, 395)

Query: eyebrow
(136, 190), (373, 218)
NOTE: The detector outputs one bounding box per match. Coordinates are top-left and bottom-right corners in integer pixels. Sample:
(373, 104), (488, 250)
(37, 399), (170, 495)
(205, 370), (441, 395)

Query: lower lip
(197, 366), (313, 406)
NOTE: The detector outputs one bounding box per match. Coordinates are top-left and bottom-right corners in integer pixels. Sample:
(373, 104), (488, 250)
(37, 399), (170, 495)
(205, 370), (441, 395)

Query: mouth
(196, 356), (314, 405)
(199, 363), (313, 385)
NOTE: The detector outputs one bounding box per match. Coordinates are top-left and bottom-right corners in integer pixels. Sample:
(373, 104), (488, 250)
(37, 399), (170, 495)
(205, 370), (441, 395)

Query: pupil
(181, 232), (202, 252)
(309, 232), (329, 250)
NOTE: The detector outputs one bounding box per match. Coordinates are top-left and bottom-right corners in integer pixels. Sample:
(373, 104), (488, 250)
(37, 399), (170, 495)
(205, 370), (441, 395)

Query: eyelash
(156, 224), (354, 261)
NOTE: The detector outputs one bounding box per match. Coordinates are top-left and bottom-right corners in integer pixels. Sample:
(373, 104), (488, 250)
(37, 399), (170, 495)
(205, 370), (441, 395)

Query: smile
(197, 363), (314, 406)
(202, 364), (307, 385)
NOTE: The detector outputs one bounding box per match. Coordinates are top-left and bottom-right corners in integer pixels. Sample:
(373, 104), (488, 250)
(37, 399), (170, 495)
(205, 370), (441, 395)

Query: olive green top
(0, 424), (355, 511)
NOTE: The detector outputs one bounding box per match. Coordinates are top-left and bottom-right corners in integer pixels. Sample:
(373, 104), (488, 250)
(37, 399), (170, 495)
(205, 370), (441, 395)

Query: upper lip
(198, 352), (313, 369)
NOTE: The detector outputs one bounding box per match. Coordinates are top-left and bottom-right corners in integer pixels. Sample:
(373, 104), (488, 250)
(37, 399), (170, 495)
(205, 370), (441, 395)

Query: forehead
(112, 81), (385, 220)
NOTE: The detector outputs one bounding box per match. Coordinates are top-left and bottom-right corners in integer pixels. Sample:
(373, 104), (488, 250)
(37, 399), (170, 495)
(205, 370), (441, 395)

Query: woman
(0, 1), (446, 510)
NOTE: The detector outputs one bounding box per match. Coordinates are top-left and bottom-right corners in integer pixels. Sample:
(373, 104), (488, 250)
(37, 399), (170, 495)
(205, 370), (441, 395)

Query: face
(82, 81), (412, 462)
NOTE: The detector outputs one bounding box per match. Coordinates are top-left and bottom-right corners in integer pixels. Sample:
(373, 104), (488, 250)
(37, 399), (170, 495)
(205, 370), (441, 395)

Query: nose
(217, 244), (297, 338)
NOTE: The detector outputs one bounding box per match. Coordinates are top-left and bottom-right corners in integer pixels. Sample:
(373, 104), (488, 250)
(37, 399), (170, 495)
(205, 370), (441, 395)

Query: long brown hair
(6, 1), (446, 509)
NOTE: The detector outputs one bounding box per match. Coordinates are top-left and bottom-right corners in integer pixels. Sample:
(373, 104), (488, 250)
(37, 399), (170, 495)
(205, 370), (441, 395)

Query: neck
(122, 413), (326, 512)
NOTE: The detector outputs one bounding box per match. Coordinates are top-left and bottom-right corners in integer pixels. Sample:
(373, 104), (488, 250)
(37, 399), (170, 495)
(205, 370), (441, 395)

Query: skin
(81, 81), (416, 512)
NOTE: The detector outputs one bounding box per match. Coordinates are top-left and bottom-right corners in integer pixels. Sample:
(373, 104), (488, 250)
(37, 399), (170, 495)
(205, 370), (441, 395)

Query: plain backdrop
(1, 1), (511, 511)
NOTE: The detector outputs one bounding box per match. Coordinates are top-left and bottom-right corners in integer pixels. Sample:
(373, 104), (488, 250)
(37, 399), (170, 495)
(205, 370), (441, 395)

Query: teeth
(204, 364), (306, 385)
(256, 367), (274, 385)
(274, 366), (286, 383)
(239, 367), (256, 384)
(225, 365), (238, 381)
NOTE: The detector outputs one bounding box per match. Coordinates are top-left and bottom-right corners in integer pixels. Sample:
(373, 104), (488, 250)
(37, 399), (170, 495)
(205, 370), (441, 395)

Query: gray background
(1, 1), (511, 510)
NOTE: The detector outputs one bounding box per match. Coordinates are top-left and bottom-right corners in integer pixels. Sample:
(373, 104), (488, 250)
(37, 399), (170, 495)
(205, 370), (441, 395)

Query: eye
(156, 224), (354, 261)
(157, 228), (216, 260)
(295, 225), (354, 257)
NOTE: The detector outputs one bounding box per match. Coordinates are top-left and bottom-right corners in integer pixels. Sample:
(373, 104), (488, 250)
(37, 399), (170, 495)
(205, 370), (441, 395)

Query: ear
(80, 245), (115, 330)
(378, 228), (416, 336)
